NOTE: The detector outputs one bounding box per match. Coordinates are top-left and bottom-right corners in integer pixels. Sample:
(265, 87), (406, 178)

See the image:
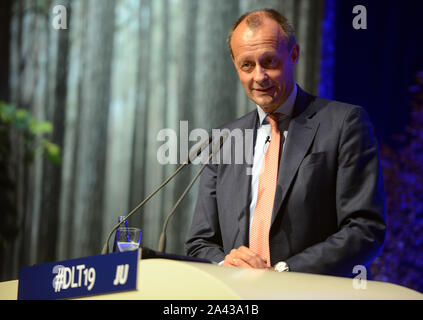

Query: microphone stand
(101, 162), (187, 254)
(158, 134), (227, 253)
(101, 135), (214, 254)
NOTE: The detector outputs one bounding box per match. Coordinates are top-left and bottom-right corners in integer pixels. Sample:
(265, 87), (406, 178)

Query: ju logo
(113, 264), (130, 286)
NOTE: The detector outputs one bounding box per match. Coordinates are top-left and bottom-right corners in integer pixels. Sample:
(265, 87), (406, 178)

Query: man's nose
(253, 65), (268, 84)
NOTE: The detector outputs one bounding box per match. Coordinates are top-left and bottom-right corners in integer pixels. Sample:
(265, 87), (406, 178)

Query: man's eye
(241, 62), (253, 70)
(264, 58), (277, 67)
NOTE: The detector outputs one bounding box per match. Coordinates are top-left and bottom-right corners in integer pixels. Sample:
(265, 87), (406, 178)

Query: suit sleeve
(184, 162), (226, 263)
(286, 106), (387, 277)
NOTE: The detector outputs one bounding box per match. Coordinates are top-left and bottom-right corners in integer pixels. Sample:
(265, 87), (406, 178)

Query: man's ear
(290, 43), (300, 66)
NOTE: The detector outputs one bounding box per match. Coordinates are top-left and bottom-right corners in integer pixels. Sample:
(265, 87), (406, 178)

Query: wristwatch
(274, 261), (289, 272)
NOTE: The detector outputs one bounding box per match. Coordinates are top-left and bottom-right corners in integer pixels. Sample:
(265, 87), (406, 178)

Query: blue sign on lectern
(18, 250), (140, 300)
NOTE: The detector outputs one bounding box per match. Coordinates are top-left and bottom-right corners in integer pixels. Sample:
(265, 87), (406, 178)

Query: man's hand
(222, 246), (269, 269)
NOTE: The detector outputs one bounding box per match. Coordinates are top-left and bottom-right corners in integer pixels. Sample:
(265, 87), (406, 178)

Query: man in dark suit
(185, 9), (386, 277)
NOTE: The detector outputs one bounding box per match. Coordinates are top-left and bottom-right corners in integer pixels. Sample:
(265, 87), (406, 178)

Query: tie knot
(266, 113), (283, 129)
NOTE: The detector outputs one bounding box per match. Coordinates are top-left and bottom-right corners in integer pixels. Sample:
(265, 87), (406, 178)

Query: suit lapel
(271, 88), (320, 224)
(229, 110), (258, 248)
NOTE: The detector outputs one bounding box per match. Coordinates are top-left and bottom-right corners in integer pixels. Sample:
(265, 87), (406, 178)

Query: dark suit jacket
(185, 87), (386, 278)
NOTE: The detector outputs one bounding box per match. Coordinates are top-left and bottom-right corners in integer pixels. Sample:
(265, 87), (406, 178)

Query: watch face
(276, 262), (288, 272)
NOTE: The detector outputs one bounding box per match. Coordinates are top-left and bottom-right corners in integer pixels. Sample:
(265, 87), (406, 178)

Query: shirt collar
(256, 84), (297, 126)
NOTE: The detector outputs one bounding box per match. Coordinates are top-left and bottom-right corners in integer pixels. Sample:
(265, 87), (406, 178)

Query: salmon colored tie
(250, 113), (282, 267)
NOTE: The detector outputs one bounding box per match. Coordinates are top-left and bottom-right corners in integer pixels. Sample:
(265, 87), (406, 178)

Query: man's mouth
(253, 86), (275, 93)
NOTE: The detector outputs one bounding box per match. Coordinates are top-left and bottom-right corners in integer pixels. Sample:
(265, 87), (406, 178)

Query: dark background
(333, 0), (423, 146)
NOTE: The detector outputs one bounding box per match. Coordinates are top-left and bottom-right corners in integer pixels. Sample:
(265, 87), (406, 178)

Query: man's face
(230, 17), (299, 113)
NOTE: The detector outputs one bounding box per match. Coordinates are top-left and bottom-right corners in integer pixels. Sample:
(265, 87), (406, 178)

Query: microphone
(263, 135), (271, 154)
(158, 131), (229, 253)
(101, 133), (216, 254)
